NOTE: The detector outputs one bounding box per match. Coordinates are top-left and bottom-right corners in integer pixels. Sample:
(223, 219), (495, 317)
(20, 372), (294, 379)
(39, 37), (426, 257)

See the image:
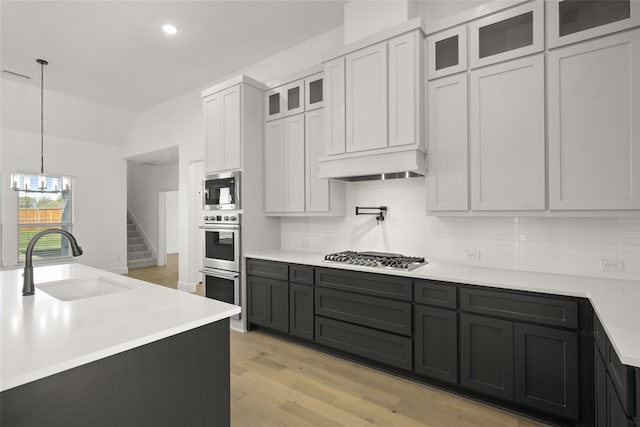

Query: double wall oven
(200, 208), (241, 320)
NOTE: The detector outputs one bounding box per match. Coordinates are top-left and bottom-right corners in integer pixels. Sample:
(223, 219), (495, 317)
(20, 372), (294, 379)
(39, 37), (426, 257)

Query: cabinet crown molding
(322, 17), (424, 63)
(201, 74), (268, 99)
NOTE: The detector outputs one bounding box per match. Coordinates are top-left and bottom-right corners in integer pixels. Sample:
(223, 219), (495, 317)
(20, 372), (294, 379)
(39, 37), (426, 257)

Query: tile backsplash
(281, 178), (640, 281)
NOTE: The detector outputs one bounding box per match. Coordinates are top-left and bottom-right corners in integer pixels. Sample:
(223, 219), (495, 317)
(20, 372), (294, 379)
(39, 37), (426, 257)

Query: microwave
(203, 171), (241, 211)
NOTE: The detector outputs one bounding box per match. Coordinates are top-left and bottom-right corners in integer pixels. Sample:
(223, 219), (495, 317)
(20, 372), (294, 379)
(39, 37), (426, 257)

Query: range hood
(317, 148), (426, 181)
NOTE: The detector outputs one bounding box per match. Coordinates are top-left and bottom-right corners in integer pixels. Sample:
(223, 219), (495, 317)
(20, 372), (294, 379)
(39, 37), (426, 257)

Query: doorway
(158, 189), (179, 266)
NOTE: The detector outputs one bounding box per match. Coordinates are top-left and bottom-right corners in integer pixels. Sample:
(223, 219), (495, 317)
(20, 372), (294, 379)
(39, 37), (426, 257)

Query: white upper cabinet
(264, 119), (285, 213)
(204, 85), (241, 173)
(548, 29), (640, 210)
(265, 87), (283, 121)
(388, 31), (421, 148)
(264, 115), (305, 213)
(427, 73), (468, 212)
(305, 73), (324, 111)
(282, 80), (305, 117)
(345, 42), (388, 153)
(547, 0), (640, 49)
(323, 57), (346, 156)
(470, 54), (545, 211)
(265, 79), (305, 121)
(469, 1), (544, 69)
(305, 109), (330, 212)
(427, 26), (468, 80)
(283, 115), (305, 212)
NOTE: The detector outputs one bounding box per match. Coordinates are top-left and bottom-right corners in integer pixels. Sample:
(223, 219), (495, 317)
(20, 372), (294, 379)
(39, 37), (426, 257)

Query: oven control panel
(203, 213), (239, 225)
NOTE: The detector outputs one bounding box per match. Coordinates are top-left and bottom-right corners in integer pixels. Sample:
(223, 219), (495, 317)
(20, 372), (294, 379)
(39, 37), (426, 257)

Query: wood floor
(124, 259), (549, 427)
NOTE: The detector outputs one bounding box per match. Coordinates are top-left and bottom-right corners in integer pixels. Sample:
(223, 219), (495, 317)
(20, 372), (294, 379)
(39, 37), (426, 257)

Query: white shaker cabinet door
(204, 85), (241, 173)
(220, 85), (242, 171)
(204, 92), (223, 173)
(548, 30), (640, 210)
(305, 109), (330, 212)
(345, 42), (388, 153)
(323, 57), (346, 156)
(470, 54), (545, 211)
(388, 31), (420, 148)
(283, 114), (305, 213)
(427, 73), (468, 212)
(264, 119), (285, 213)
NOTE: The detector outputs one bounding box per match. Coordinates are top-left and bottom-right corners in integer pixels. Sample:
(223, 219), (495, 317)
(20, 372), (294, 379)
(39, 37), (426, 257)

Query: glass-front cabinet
(427, 26), (467, 80)
(305, 72), (324, 110)
(265, 87), (283, 121)
(469, 1), (544, 69)
(547, 0), (640, 48)
(282, 79), (304, 117)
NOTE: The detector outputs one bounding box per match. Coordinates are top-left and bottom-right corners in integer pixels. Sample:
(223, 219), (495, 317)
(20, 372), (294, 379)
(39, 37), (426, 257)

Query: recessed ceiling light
(162, 24), (178, 35)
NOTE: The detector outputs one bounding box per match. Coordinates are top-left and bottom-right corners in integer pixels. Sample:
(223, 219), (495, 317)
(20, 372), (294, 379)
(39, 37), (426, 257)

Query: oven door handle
(199, 224), (240, 231)
(201, 268), (240, 279)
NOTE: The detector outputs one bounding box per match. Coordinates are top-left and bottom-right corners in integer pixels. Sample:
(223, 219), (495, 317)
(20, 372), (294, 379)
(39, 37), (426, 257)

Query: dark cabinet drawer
(315, 267), (412, 301)
(414, 280), (457, 309)
(460, 288), (578, 329)
(315, 316), (412, 370)
(315, 287), (412, 336)
(289, 264), (315, 285)
(246, 259), (288, 281)
(608, 344), (636, 417)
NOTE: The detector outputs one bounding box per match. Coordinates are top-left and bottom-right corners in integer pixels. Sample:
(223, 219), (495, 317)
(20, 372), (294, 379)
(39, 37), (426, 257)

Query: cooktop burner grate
(323, 251), (427, 271)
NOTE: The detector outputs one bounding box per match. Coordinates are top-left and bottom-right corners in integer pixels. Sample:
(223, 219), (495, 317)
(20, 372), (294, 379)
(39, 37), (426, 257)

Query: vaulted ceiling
(1, 1), (345, 112)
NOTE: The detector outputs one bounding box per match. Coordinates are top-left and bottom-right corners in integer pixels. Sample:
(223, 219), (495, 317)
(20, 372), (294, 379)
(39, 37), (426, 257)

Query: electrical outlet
(464, 250), (480, 262)
(600, 259), (623, 272)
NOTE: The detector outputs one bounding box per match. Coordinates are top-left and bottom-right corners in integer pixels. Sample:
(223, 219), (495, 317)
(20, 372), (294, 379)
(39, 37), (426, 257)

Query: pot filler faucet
(22, 229), (83, 296)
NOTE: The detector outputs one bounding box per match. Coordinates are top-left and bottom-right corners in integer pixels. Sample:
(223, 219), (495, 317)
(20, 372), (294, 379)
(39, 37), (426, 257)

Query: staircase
(127, 212), (156, 269)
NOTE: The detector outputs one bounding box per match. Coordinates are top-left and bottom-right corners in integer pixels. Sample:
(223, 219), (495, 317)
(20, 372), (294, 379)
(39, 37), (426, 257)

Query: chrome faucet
(22, 229), (83, 296)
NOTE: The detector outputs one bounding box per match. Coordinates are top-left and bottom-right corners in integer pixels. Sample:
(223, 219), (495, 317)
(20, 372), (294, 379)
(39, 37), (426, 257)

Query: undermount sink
(36, 277), (134, 301)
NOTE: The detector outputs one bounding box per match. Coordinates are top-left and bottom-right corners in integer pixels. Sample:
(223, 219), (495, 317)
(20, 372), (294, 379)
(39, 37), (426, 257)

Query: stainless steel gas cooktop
(323, 251), (427, 271)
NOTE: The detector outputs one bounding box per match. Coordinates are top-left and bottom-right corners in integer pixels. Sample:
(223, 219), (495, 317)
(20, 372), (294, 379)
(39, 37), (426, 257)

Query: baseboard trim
(178, 281), (197, 293)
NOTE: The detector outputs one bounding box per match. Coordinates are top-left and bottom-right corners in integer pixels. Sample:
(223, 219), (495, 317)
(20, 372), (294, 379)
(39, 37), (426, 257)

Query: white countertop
(0, 264), (240, 391)
(245, 249), (640, 368)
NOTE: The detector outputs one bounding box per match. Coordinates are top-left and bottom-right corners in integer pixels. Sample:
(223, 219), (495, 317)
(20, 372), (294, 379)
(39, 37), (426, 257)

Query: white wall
(1, 78), (136, 146)
(281, 179), (640, 281)
(165, 190), (179, 254)
(122, 26), (345, 289)
(0, 128), (127, 272)
(127, 161), (178, 257)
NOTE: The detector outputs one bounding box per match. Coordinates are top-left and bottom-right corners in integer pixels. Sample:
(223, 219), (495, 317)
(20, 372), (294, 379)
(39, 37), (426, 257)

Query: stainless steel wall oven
(200, 213), (241, 320)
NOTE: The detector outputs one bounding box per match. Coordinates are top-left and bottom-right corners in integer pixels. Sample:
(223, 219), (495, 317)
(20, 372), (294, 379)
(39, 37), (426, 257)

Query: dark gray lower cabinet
(595, 346), (607, 427)
(607, 375), (636, 427)
(514, 323), (579, 419)
(248, 276), (289, 333)
(414, 305), (458, 384)
(461, 313), (580, 419)
(315, 316), (412, 370)
(460, 313), (514, 400)
(290, 283), (314, 341)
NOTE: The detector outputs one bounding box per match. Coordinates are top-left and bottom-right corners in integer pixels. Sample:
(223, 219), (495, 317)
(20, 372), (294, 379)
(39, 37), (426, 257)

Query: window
(16, 174), (73, 263)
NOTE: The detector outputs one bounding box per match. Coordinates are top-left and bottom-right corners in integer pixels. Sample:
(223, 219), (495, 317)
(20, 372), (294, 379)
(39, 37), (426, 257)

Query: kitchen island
(0, 263), (240, 427)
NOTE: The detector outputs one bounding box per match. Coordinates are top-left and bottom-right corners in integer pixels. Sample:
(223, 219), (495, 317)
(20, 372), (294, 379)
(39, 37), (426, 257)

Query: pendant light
(11, 59), (50, 192)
